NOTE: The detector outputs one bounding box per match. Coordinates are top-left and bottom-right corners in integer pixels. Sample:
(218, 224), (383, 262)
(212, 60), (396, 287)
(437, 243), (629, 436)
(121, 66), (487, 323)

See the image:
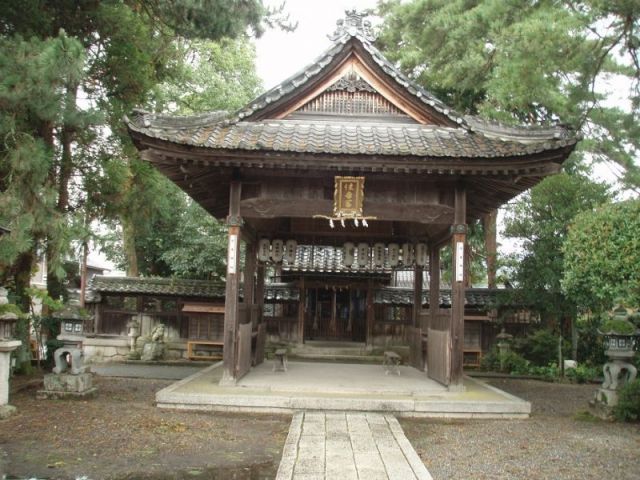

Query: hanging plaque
(334, 176), (365, 218)
(227, 234), (238, 274)
(455, 241), (464, 282)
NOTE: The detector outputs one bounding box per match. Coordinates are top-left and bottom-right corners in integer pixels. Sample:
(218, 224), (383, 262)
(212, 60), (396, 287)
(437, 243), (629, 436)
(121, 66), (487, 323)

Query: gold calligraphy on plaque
(334, 176), (364, 218)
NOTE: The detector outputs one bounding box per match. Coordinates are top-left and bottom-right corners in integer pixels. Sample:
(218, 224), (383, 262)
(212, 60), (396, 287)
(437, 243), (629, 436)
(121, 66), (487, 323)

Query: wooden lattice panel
(297, 90), (405, 116)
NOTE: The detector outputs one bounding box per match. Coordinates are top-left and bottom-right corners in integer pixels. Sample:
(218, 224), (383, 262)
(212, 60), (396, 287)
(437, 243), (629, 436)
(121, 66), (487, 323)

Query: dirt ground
(0, 375), (290, 480)
(401, 379), (640, 480)
(2, 374), (640, 480)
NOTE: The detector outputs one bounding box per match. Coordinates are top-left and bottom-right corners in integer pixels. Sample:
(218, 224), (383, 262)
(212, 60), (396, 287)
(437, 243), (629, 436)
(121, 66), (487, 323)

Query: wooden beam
(240, 197), (454, 224)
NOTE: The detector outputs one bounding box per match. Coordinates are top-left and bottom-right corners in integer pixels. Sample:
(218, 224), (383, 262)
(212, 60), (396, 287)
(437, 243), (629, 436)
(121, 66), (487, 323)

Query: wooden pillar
(330, 287), (337, 336)
(413, 265), (423, 329)
(297, 276), (305, 344)
(366, 279), (374, 348)
(429, 247), (440, 330)
(243, 242), (256, 308)
(347, 288), (353, 334)
(256, 264), (265, 321)
(221, 180), (242, 385)
(450, 186), (467, 389)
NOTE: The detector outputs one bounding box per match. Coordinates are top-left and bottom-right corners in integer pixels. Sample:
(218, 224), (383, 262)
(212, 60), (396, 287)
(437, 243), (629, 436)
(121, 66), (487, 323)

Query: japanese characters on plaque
(334, 176), (365, 218)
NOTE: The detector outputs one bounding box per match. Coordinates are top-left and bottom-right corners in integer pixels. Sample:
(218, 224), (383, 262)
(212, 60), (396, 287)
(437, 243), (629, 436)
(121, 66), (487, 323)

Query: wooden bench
(383, 351), (401, 376)
(187, 340), (223, 361)
(273, 348), (288, 372)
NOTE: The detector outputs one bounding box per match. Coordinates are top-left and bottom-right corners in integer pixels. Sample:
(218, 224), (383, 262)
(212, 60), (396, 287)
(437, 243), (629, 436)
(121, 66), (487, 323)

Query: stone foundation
(37, 372), (97, 399)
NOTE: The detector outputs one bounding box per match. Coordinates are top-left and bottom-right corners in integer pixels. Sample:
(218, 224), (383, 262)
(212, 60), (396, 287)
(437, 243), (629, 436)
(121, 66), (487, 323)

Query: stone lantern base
(37, 372), (97, 400)
(590, 388), (619, 419)
(37, 347), (97, 400)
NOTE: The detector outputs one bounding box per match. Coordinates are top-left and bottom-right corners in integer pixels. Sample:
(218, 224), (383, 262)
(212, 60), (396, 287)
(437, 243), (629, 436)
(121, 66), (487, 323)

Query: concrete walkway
(276, 411), (432, 480)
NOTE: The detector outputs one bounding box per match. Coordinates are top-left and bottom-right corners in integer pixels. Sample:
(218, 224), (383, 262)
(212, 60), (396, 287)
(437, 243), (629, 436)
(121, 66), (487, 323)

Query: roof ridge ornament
(328, 9), (376, 43)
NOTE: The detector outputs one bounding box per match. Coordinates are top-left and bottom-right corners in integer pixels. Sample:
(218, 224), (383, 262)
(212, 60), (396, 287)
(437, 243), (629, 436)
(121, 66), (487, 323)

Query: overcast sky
(255, 0), (379, 90)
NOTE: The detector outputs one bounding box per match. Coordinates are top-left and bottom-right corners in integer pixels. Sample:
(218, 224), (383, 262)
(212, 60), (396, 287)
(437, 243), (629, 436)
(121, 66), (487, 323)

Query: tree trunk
(483, 210), (498, 288)
(570, 316), (578, 361)
(79, 239), (89, 307)
(13, 251), (35, 312)
(56, 85), (78, 213)
(122, 217), (139, 276)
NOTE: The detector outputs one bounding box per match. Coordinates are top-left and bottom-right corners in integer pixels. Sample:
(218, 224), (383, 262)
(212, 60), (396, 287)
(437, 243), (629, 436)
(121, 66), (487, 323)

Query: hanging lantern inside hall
(284, 239), (297, 264)
(343, 242), (355, 267)
(357, 243), (370, 267)
(271, 239), (284, 263)
(373, 242), (385, 267)
(388, 243), (399, 267)
(415, 243), (428, 267)
(402, 243), (415, 266)
(258, 239), (270, 262)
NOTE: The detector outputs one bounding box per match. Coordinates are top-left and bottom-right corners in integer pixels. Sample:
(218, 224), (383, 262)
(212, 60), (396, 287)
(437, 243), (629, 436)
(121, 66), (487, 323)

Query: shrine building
(124, 12), (577, 389)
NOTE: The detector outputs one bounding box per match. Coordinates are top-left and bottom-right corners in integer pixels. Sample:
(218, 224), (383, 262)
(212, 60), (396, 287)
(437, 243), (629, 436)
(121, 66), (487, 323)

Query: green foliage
(480, 346), (528, 374)
(0, 0), (275, 289)
(0, 303), (26, 319)
(526, 363), (560, 382)
(565, 364), (600, 384)
(613, 380), (640, 422)
(501, 173), (611, 326)
(563, 200), (640, 312)
(377, 0), (640, 189)
(153, 38), (262, 115)
(576, 314), (606, 366)
(600, 318), (637, 335)
(513, 329), (561, 367)
(0, 32), (86, 282)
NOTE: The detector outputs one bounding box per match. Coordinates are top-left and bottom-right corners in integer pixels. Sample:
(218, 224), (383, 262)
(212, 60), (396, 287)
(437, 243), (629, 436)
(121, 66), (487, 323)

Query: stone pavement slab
(276, 412), (432, 480)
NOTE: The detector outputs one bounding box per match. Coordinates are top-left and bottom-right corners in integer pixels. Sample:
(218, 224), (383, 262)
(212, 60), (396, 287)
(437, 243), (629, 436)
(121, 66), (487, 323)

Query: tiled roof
(87, 276), (300, 302)
(126, 116), (575, 159)
(88, 276), (226, 298)
(126, 30), (577, 161)
(374, 287), (499, 308)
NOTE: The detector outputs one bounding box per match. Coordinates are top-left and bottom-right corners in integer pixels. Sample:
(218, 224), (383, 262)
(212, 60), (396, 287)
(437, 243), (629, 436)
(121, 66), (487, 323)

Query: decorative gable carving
(327, 71), (376, 93)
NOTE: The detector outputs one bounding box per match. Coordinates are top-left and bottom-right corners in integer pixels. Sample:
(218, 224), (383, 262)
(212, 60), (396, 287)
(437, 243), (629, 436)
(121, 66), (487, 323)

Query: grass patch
(573, 409), (600, 422)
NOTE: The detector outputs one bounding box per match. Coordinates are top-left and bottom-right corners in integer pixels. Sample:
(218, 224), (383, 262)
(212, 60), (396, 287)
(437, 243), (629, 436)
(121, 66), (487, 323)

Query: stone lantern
(591, 304), (639, 418)
(0, 287), (22, 419)
(55, 302), (91, 348)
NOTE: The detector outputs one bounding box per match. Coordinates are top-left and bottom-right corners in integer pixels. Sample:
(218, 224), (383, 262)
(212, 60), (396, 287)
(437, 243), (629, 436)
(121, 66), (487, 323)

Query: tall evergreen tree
(377, 0), (640, 189)
(0, 1), (276, 299)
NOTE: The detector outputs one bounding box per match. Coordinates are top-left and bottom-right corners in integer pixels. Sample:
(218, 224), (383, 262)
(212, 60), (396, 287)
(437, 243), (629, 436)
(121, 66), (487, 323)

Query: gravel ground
(401, 379), (640, 480)
(0, 375), (290, 480)
(2, 374), (639, 480)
